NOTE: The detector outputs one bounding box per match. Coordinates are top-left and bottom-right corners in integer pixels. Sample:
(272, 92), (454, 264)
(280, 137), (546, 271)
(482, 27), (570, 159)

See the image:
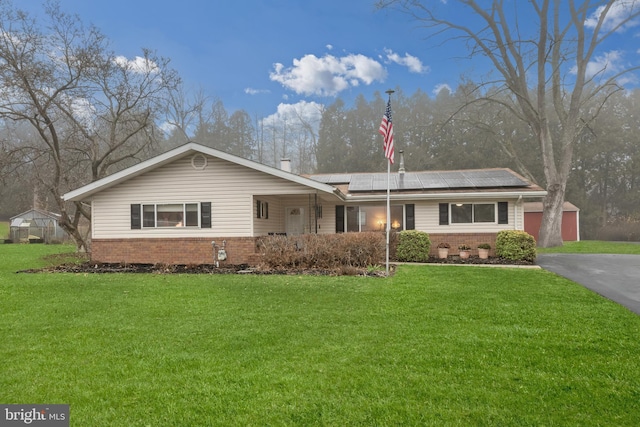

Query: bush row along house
(63, 142), (548, 265)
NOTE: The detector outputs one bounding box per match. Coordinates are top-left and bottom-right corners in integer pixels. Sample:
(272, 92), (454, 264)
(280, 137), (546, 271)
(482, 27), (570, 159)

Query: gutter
(343, 190), (547, 202)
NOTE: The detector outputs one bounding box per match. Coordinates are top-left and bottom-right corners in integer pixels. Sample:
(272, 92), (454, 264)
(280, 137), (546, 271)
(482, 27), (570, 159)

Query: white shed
(9, 209), (68, 243)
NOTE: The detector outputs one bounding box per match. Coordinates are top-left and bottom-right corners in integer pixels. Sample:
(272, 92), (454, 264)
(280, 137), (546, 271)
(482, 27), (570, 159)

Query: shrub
(477, 243), (491, 249)
(396, 230), (431, 263)
(258, 232), (385, 269)
(495, 230), (537, 262)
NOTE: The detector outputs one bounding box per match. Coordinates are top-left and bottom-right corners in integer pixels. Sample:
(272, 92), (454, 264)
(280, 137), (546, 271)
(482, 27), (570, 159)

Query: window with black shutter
(498, 202), (508, 224)
(405, 204), (415, 230)
(335, 205), (345, 233)
(131, 204), (141, 229)
(439, 203), (449, 225)
(201, 202), (212, 228)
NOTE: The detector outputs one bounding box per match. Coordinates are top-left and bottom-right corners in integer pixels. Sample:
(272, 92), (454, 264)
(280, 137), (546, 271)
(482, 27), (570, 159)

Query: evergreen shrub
(396, 230), (431, 263)
(495, 230), (537, 262)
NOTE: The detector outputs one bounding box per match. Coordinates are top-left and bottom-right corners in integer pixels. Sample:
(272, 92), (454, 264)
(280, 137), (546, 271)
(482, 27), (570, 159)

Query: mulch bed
(18, 255), (533, 276)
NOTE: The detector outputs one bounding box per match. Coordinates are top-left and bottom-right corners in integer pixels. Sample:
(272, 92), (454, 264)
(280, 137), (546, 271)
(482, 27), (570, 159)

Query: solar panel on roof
(349, 175), (373, 191)
(309, 169), (530, 191)
(416, 172), (449, 189)
(397, 174), (422, 190)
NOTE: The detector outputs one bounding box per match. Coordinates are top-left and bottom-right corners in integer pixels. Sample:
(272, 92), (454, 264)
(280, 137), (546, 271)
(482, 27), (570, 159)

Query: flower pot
(438, 248), (449, 259)
(478, 248), (489, 259)
(459, 250), (471, 259)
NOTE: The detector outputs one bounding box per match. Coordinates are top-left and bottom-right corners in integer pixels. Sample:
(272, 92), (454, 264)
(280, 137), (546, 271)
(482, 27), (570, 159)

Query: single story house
(63, 142), (547, 265)
(524, 201), (580, 242)
(9, 208), (68, 243)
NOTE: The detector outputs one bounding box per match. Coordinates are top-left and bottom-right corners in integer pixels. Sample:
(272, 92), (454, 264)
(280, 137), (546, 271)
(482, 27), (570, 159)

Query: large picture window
(440, 202), (508, 225)
(451, 203), (496, 224)
(449, 203), (497, 224)
(131, 202), (211, 229)
(142, 203), (200, 228)
(344, 205), (404, 232)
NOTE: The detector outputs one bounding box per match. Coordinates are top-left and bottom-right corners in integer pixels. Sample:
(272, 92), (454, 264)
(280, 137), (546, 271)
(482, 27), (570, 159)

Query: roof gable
(10, 208), (61, 221)
(63, 143), (340, 201)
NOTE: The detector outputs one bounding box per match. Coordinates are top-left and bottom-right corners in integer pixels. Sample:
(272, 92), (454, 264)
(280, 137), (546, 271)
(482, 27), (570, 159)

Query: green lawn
(0, 221), (8, 239)
(1, 244), (639, 426)
(537, 240), (640, 254)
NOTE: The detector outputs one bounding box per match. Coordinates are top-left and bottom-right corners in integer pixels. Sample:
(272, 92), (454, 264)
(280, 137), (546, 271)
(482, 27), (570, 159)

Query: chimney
(280, 158), (291, 172)
(398, 150), (406, 175)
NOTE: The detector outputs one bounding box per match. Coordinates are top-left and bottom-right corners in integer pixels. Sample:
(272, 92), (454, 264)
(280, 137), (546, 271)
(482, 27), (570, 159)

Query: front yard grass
(1, 244), (639, 425)
(537, 240), (640, 254)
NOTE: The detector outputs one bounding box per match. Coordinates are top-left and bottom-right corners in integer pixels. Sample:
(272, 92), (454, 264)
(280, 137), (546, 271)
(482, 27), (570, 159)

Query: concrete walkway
(537, 253), (640, 315)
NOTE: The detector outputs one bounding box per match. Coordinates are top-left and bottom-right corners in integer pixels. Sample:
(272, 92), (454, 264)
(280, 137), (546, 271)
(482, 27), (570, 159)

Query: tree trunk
(538, 182), (565, 248)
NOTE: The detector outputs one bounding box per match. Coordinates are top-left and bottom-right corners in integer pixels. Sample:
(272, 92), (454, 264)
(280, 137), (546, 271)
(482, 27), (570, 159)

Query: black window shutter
(201, 202), (212, 228)
(256, 200), (261, 218)
(131, 204), (141, 229)
(439, 203), (449, 225)
(405, 204), (415, 230)
(335, 205), (345, 233)
(498, 202), (508, 224)
(265, 202), (269, 219)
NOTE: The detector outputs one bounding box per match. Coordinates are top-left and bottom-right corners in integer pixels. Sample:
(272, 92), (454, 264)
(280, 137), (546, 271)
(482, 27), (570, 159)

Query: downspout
(516, 195), (522, 230)
(314, 193), (318, 234)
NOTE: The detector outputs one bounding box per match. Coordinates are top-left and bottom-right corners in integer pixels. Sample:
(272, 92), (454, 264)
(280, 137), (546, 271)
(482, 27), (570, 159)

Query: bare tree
(379, 0), (640, 247)
(0, 1), (180, 250)
(162, 85), (208, 146)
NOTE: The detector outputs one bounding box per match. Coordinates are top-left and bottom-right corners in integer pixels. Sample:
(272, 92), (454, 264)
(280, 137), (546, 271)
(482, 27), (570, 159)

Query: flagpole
(384, 89), (394, 277)
(386, 153), (391, 276)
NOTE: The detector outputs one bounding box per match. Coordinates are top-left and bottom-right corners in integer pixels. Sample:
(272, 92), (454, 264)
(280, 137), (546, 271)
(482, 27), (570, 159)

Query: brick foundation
(91, 232), (500, 266)
(91, 237), (261, 266)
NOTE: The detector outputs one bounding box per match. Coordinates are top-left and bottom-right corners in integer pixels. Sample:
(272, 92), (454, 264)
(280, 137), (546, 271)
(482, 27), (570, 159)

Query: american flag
(379, 99), (394, 164)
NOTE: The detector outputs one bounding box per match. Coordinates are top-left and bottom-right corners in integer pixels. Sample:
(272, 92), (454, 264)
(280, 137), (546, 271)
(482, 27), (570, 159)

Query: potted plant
(477, 243), (491, 259)
(458, 243), (471, 259)
(437, 242), (450, 259)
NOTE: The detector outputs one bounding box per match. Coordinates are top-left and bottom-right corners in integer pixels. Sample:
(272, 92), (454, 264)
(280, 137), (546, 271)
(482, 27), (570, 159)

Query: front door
(285, 207), (305, 236)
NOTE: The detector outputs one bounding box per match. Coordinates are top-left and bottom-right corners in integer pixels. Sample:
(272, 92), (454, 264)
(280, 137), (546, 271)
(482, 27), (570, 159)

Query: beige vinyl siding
(92, 154), (324, 239)
(317, 200), (335, 234)
(252, 196), (283, 235)
(413, 199), (521, 233)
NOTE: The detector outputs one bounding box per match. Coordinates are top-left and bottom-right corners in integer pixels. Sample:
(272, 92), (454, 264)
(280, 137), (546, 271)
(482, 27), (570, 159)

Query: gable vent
(191, 154), (207, 170)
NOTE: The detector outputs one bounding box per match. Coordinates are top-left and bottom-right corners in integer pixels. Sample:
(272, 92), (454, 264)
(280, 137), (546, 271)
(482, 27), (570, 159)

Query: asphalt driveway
(537, 253), (640, 315)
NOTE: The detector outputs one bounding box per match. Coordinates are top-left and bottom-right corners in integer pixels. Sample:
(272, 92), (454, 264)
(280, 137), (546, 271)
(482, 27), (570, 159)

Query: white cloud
(270, 53), (386, 96)
(114, 55), (159, 74)
(326, 44), (333, 50)
(244, 87), (270, 95)
(384, 49), (429, 74)
(261, 100), (324, 131)
(69, 97), (96, 130)
(158, 121), (176, 135)
(585, 0), (640, 32)
(572, 50), (625, 78)
(433, 83), (453, 96)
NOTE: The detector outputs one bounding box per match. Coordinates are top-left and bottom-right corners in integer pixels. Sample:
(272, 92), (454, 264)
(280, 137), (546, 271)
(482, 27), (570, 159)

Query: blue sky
(18, 0), (640, 126)
(19, 0), (461, 119)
